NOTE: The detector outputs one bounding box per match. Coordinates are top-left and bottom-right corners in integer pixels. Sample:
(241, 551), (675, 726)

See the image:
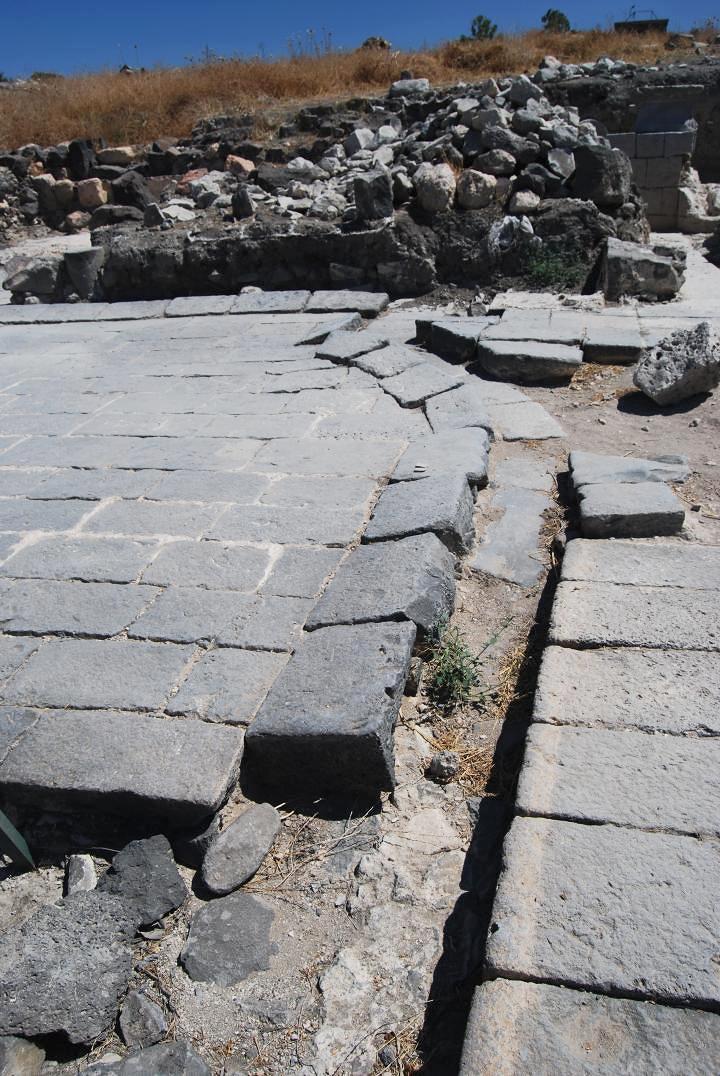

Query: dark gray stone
(119, 990), (168, 1047)
(460, 980), (720, 1076)
(0, 579), (159, 637)
(247, 622), (416, 796)
(0, 637), (40, 681)
(561, 538), (720, 590)
(354, 170), (394, 221)
(428, 319), (484, 363)
(97, 835), (187, 927)
(569, 450), (690, 488)
(424, 382), (495, 435)
(472, 487), (551, 586)
(263, 547), (342, 598)
(634, 322), (720, 405)
(0, 536), (157, 584)
(578, 481), (685, 538)
(307, 291), (389, 317)
(381, 362), (464, 407)
(0, 1035), (45, 1075)
(231, 290), (310, 314)
(85, 1042), (210, 1075)
(364, 473), (475, 553)
(570, 144), (632, 208)
(180, 892), (277, 985)
(476, 339), (583, 383)
(202, 802), (281, 894)
(140, 542), (270, 591)
(0, 891), (134, 1044)
(306, 533), (455, 633)
(391, 429), (490, 486)
(296, 313), (362, 345)
(582, 322), (644, 364)
(166, 649), (287, 724)
(352, 344), (424, 378)
(602, 238), (683, 302)
(0, 707), (37, 760)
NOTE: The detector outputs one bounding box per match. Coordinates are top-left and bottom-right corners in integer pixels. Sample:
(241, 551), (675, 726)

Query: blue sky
(2, 1), (716, 77)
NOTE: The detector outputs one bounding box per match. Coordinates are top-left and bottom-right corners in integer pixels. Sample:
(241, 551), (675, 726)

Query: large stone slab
(460, 979), (720, 1076)
(380, 362), (464, 407)
(534, 645), (720, 736)
(307, 290), (389, 317)
(0, 578), (159, 637)
(518, 723), (720, 836)
(306, 533), (455, 633)
(140, 541), (270, 591)
(424, 382), (495, 435)
(390, 429), (490, 486)
(231, 290), (310, 314)
(166, 648), (287, 724)
(476, 339), (583, 383)
(363, 472), (475, 553)
(472, 487), (551, 586)
(578, 481), (685, 538)
(0, 710), (243, 824)
(483, 312), (586, 345)
(486, 815), (720, 1006)
(316, 330), (389, 362)
(207, 504), (364, 546)
(549, 580), (720, 650)
(569, 449), (690, 488)
(429, 319), (491, 362)
(246, 622), (416, 796)
(582, 321), (645, 364)
(561, 538), (720, 590)
(486, 401), (564, 440)
(351, 344), (424, 379)
(251, 436), (399, 477)
(166, 295), (236, 317)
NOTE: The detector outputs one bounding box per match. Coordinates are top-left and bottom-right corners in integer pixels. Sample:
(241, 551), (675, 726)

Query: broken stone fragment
(633, 322), (720, 406)
(96, 834), (187, 928)
(456, 169), (497, 209)
(180, 892), (277, 985)
(85, 1041), (210, 1074)
(119, 990), (168, 1048)
(201, 802), (281, 896)
(65, 853), (97, 895)
(602, 237), (684, 302)
(0, 1035), (45, 1075)
(413, 162), (456, 214)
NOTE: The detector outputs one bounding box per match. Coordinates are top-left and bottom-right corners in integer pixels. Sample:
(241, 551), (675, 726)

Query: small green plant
(462, 14), (498, 40)
(541, 8), (571, 32)
(522, 246), (588, 290)
(0, 807), (34, 871)
(426, 621), (483, 711)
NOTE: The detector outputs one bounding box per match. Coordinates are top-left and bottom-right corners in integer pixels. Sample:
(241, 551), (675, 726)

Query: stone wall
(608, 128), (696, 230)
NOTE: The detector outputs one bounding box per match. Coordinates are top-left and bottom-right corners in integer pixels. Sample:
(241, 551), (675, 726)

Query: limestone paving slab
(167, 649), (288, 724)
(534, 645), (720, 736)
(352, 344), (424, 379)
(0, 710), (244, 824)
(0, 578), (159, 637)
(247, 622), (416, 797)
(549, 580), (720, 650)
(428, 319), (488, 363)
(582, 322), (645, 364)
(381, 363), (464, 407)
(391, 429), (490, 486)
(483, 312), (586, 345)
(486, 815), (720, 1007)
(460, 979), (720, 1076)
(493, 457), (555, 492)
(569, 450), (690, 488)
(364, 472), (475, 553)
(231, 291), (310, 314)
(486, 401), (564, 440)
(476, 339), (583, 383)
(306, 533), (455, 634)
(578, 481), (685, 538)
(561, 538), (720, 590)
(0, 498), (93, 533)
(518, 723), (720, 837)
(306, 290), (389, 316)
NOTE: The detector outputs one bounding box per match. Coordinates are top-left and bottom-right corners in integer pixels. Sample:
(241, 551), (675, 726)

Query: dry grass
(0, 28), (679, 150)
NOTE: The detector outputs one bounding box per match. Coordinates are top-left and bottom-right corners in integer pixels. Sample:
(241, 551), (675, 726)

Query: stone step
(475, 338), (583, 383)
(577, 480), (685, 538)
(460, 979), (720, 1076)
(569, 449), (690, 488)
(363, 472), (475, 553)
(561, 538), (720, 590)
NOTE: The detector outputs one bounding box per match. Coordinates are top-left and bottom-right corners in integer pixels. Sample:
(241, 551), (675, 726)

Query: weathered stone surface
(582, 322), (644, 364)
(391, 429), (490, 486)
(472, 487), (551, 586)
(602, 238), (683, 302)
(247, 622), (416, 796)
(549, 580), (720, 651)
(251, 436), (398, 477)
(166, 648), (287, 724)
(476, 339), (582, 383)
(140, 542), (269, 591)
(634, 322), (720, 405)
(424, 382), (495, 435)
(460, 980), (720, 1076)
(535, 645), (720, 737)
(0, 536), (156, 583)
(483, 312), (585, 345)
(207, 503), (364, 545)
(0, 1035), (45, 1076)
(0, 891), (134, 1044)
(180, 892), (277, 985)
(202, 802), (281, 895)
(578, 481), (685, 538)
(518, 723), (720, 836)
(494, 457), (554, 492)
(0, 637), (40, 681)
(364, 472), (475, 553)
(569, 450), (690, 488)
(561, 538), (720, 590)
(381, 362), (464, 407)
(486, 816), (720, 1007)
(306, 291), (389, 317)
(85, 1042), (210, 1075)
(166, 295), (235, 317)
(263, 546), (343, 598)
(413, 162), (456, 214)
(570, 144), (632, 208)
(0, 579), (159, 637)
(97, 835), (187, 927)
(296, 313), (362, 345)
(66, 854), (98, 895)
(306, 533), (455, 633)
(0, 711), (243, 825)
(354, 170), (394, 221)
(316, 330), (389, 362)
(485, 401), (564, 440)
(428, 319), (484, 363)
(351, 344), (424, 378)
(119, 990), (168, 1047)
(231, 290), (310, 314)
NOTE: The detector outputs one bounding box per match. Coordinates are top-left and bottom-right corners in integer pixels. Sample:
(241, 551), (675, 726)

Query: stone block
(140, 542), (270, 591)
(166, 648), (288, 724)
(306, 533), (455, 633)
(631, 156), (648, 185)
(429, 319), (485, 363)
(607, 131), (637, 156)
(83, 500), (221, 538)
(518, 723), (720, 836)
(476, 339), (583, 383)
(351, 344), (424, 378)
(665, 129), (696, 156)
(486, 401), (564, 440)
(364, 472), (475, 553)
(549, 580), (720, 650)
(0, 710), (244, 824)
(251, 437), (398, 477)
(582, 323), (644, 364)
(166, 296), (235, 317)
(380, 362), (465, 407)
(181, 892), (276, 985)
(207, 504), (365, 546)
(561, 538), (720, 589)
(0, 636), (42, 680)
(246, 622), (416, 796)
(569, 450), (689, 488)
(483, 313), (585, 345)
(643, 156), (684, 189)
(460, 980), (720, 1076)
(472, 487), (551, 586)
(86, 1042), (210, 1075)
(424, 382), (495, 435)
(486, 816), (720, 1007)
(0, 498), (91, 533)
(262, 546), (342, 598)
(391, 429), (490, 486)
(295, 313), (362, 345)
(231, 290), (310, 314)
(534, 645), (720, 736)
(0, 579), (159, 637)
(306, 291), (389, 317)
(578, 481), (685, 538)
(636, 132), (665, 157)
(316, 331), (389, 363)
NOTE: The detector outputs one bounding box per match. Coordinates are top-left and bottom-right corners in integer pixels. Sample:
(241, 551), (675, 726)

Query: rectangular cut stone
(316, 331), (388, 362)
(0, 498), (92, 533)
(486, 815), (720, 1006)
(307, 291), (389, 317)
(578, 481), (685, 538)
(262, 547), (342, 598)
(391, 429), (490, 486)
(381, 363), (464, 407)
(494, 458), (555, 492)
(424, 383), (495, 435)
(483, 312), (586, 345)
(260, 476), (376, 510)
(252, 437), (398, 478)
(0, 579), (159, 637)
(306, 533), (455, 633)
(549, 580), (720, 650)
(364, 472), (474, 553)
(231, 290), (310, 314)
(166, 296), (236, 317)
(534, 645), (720, 736)
(472, 487), (551, 587)
(582, 323), (644, 363)
(140, 541), (270, 591)
(562, 538), (720, 590)
(0, 435), (261, 472)
(429, 319), (484, 363)
(460, 980), (720, 1076)
(0, 710), (243, 825)
(96, 300), (169, 320)
(82, 500), (223, 539)
(145, 470), (271, 503)
(0, 536), (157, 583)
(569, 450), (690, 487)
(0, 637), (41, 681)
(295, 313), (362, 345)
(518, 723), (720, 837)
(207, 504), (364, 546)
(167, 649), (288, 724)
(487, 402), (564, 440)
(247, 622), (416, 796)
(476, 339), (583, 383)
(1, 637), (193, 710)
(352, 345), (424, 379)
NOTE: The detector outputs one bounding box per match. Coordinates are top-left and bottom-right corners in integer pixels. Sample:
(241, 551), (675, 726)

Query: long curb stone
(569, 449), (690, 487)
(561, 538), (720, 590)
(476, 338), (583, 383)
(578, 481), (685, 538)
(306, 291), (389, 317)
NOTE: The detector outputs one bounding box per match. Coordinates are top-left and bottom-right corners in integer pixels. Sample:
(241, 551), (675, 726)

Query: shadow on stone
(617, 388), (711, 416)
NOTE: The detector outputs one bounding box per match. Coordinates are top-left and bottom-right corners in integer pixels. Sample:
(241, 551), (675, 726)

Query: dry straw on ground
(0, 29), (675, 149)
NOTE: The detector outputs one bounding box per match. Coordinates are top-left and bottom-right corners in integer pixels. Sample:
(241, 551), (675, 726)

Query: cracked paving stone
(231, 290), (311, 314)
(0, 707), (38, 757)
(0, 536), (158, 583)
(0, 498), (94, 533)
(517, 723), (720, 837)
(0, 637), (194, 710)
(306, 533), (455, 634)
(181, 891), (277, 986)
(424, 382), (495, 435)
(251, 437), (399, 478)
(351, 344), (424, 379)
(261, 546), (342, 598)
(534, 645), (720, 736)
(364, 472), (475, 553)
(0, 637), (42, 680)
(167, 648), (288, 724)
(486, 815), (720, 1008)
(0, 709), (244, 824)
(472, 487), (551, 587)
(0, 578), (160, 637)
(380, 362), (465, 408)
(578, 481), (685, 539)
(295, 313), (362, 346)
(140, 541), (270, 591)
(247, 622), (416, 797)
(391, 429), (490, 486)
(561, 538), (720, 590)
